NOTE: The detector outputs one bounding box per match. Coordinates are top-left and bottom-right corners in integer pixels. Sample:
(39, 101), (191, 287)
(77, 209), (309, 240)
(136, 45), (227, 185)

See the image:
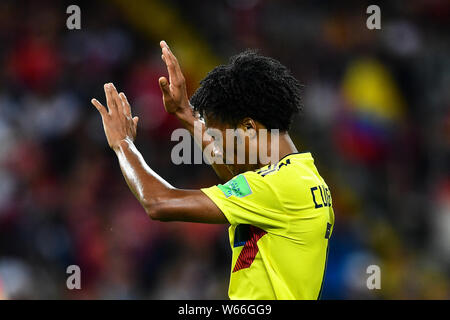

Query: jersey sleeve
(201, 171), (287, 231)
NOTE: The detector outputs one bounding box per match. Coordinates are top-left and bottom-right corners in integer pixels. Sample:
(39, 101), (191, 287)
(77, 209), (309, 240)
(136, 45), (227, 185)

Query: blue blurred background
(0, 0), (449, 299)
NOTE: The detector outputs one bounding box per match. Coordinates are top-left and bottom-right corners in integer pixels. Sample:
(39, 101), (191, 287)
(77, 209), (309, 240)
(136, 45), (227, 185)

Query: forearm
(92, 80), (226, 224)
(176, 105), (234, 182)
(113, 138), (227, 224)
(113, 138), (174, 212)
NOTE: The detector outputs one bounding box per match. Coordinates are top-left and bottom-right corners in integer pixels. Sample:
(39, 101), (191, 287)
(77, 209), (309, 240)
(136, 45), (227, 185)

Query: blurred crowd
(0, 0), (449, 299)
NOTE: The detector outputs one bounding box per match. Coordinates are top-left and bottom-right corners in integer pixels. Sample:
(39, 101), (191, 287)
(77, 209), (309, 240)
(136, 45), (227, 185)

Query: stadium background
(0, 0), (449, 299)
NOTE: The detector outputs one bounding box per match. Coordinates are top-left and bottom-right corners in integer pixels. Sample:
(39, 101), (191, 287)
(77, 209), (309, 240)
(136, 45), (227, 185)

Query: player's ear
(240, 118), (257, 138)
(241, 118), (256, 130)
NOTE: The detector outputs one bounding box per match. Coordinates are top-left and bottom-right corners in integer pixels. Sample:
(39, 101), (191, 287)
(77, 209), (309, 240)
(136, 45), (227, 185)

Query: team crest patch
(217, 174), (252, 198)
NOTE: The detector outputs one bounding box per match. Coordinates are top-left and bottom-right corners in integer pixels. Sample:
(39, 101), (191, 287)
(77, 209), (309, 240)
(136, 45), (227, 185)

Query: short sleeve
(201, 172), (287, 231)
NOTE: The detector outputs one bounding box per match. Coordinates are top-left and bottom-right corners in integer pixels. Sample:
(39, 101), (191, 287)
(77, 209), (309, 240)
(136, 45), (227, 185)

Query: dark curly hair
(190, 50), (303, 132)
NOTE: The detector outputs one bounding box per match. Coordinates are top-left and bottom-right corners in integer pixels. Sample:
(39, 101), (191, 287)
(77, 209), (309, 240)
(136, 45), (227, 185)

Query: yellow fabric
(201, 153), (334, 300)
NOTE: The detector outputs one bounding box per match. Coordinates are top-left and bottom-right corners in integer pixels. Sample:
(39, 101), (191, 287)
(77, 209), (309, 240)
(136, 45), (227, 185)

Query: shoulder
(253, 153), (315, 183)
(249, 153), (323, 203)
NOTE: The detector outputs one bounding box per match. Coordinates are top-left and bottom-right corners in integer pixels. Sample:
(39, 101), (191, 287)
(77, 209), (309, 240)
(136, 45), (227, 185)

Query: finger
(158, 77), (171, 98)
(110, 83), (125, 115)
(133, 116), (139, 127)
(161, 42), (185, 84)
(161, 40), (174, 57)
(119, 92), (131, 117)
(160, 40), (170, 51)
(160, 42), (183, 84)
(104, 83), (116, 114)
(162, 46), (178, 85)
(91, 98), (108, 117)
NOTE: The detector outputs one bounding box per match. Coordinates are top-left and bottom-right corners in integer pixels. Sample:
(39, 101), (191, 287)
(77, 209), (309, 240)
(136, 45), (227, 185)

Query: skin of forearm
(113, 138), (174, 215)
(175, 106), (234, 182)
(113, 138), (227, 224)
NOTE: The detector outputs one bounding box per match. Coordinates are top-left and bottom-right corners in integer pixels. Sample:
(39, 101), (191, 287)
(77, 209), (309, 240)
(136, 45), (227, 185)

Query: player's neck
(278, 133), (298, 159)
(258, 132), (298, 168)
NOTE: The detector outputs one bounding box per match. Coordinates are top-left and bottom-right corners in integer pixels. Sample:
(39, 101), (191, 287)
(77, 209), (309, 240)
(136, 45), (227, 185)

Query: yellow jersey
(201, 152), (334, 300)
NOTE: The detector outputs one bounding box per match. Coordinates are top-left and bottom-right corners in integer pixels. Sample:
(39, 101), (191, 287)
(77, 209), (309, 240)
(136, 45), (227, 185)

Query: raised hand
(91, 83), (139, 150)
(158, 41), (191, 116)
(158, 41), (233, 181)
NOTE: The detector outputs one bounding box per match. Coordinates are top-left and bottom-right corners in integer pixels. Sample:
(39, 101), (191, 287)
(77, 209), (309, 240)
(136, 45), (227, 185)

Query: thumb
(158, 77), (170, 96)
(133, 116), (139, 127)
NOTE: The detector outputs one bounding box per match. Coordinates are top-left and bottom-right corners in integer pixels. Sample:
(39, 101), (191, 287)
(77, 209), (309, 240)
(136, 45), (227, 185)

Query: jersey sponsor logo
(217, 174), (252, 198)
(233, 225), (267, 272)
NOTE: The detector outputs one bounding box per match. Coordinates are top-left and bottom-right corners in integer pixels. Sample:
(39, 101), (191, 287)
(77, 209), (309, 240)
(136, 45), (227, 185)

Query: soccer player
(91, 41), (334, 300)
